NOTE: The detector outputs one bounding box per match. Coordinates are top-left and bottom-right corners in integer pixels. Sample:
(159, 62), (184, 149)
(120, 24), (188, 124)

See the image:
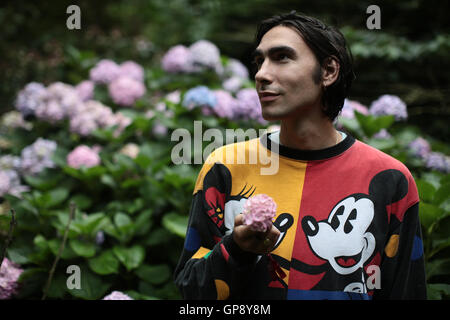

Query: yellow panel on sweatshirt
(222, 138), (308, 284)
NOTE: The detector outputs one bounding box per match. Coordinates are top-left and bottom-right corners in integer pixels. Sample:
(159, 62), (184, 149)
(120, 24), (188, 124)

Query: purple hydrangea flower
(152, 121), (168, 137)
(69, 100), (119, 136)
(236, 88), (266, 124)
(89, 59), (121, 84)
(0, 156), (29, 198)
(0, 170), (29, 198)
(369, 95), (408, 120)
(340, 99), (370, 119)
(35, 82), (83, 123)
(161, 45), (193, 73)
(373, 129), (392, 140)
(213, 90), (238, 120)
(182, 86), (217, 110)
(0, 171), (11, 197)
(112, 112), (132, 137)
(188, 40), (222, 73)
(15, 82), (46, 118)
(75, 80), (95, 102)
(224, 58), (249, 79)
(425, 152), (450, 173)
(0, 155), (22, 172)
(95, 231), (105, 245)
(408, 137), (431, 159)
(102, 291), (133, 300)
(222, 76), (244, 93)
(108, 76), (146, 106)
(242, 194), (277, 232)
(0, 258), (24, 299)
(66, 145), (101, 169)
(20, 138), (57, 175)
(119, 61), (145, 82)
(70, 112), (98, 136)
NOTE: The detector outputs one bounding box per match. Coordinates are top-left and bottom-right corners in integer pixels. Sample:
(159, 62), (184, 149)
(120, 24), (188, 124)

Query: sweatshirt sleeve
(374, 171), (427, 299)
(173, 160), (258, 300)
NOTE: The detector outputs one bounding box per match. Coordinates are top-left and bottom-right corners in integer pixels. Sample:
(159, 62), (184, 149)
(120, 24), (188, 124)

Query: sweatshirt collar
(260, 131), (355, 161)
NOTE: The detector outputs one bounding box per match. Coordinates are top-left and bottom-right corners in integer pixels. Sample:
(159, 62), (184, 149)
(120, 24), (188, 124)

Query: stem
(0, 208), (17, 272)
(41, 202), (76, 300)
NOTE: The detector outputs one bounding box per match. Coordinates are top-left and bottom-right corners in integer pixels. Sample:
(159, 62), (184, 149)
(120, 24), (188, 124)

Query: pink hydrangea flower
(108, 76), (146, 106)
(119, 61), (145, 82)
(236, 88), (267, 124)
(340, 99), (369, 119)
(369, 94), (408, 120)
(102, 291), (133, 300)
(213, 89), (238, 120)
(0, 258), (24, 299)
(242, 194), (277, 232)
(161, 45), (193, 73)
(67, 145), (101, 169)
(75, 80), (95, 101)
(89, 59), (121, 84)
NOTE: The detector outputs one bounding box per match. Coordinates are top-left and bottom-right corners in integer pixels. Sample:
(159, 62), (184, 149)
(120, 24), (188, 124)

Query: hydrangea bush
(0, 39), (449, 300)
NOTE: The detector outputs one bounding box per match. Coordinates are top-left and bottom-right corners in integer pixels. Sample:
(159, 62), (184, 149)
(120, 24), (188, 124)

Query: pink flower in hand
(242, 194), (277, 232)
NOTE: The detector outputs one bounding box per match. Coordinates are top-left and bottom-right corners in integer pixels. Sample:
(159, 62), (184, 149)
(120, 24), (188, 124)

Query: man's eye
(252, 58), (263, 66)
(277, 54), (288, 61)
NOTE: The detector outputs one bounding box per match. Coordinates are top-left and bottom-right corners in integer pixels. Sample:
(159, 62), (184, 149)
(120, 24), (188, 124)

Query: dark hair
(255, 11), (356, 121)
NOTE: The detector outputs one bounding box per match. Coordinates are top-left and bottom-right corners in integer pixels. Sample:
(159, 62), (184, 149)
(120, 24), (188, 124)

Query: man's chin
(261, 111), (286, 121)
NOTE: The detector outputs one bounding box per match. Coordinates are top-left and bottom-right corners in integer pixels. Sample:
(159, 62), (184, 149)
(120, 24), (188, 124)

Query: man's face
(253, 25), (323, 120)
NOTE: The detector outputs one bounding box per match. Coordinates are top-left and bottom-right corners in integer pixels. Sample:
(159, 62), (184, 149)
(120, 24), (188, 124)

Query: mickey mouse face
(302, 196), (376, 275)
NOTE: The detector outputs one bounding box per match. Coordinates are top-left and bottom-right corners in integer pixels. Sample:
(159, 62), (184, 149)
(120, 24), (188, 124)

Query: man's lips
(259, 92), (280, 102)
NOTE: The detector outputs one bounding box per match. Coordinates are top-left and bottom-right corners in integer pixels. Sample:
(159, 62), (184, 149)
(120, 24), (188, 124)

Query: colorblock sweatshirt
(174, 131), (427, 300)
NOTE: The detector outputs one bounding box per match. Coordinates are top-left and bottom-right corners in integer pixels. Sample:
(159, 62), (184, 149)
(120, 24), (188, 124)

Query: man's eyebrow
(252, 45), (297, 59)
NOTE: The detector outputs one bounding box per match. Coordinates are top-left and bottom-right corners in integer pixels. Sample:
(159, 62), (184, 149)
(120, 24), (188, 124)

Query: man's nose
(254, 60), (274, 85)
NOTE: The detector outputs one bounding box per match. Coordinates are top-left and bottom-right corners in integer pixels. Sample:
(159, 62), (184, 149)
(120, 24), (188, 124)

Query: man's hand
(232, 213), (280, 255)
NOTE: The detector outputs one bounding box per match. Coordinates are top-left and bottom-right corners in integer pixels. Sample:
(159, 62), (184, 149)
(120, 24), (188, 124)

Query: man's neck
(278, 114), (341, 150)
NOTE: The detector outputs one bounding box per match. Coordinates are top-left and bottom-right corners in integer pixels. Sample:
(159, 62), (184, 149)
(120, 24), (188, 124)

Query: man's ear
(321, 56), (340, 87)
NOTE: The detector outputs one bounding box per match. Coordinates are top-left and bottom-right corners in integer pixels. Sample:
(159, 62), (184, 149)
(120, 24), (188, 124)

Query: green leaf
(46, 188), (69, 208)
(100, 174), (117, 188)
(434, 183), (450, 206)
(88, 250), (120, 275)
(22, 171), (61, 191)
(113, 245), (145, 271)
(426, 259), (450, 279)
(134, 209), (153, 236)
(77, 212), (108, 236)
(366, 138), (396, 151)
(420, 202), (445, 231)
(70, 194), (92, 210)
(427, 283), (450, 300)
(48, 239), (78, 260)
(135, 264), (171, 285)
(114, 212), (135, 236)
(47, 274), (68, 299)
(69, 239), (96, 258)
(354, 112), (395, 137)
(416, 179), (437, 203)
(162, 213), (188, 238)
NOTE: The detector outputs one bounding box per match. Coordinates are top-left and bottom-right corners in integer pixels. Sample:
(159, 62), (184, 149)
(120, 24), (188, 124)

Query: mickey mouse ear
(368, 169), (408, 205)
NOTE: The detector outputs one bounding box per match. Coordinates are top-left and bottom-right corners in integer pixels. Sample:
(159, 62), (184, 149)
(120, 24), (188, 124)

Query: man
(174, 11), (426, 300)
